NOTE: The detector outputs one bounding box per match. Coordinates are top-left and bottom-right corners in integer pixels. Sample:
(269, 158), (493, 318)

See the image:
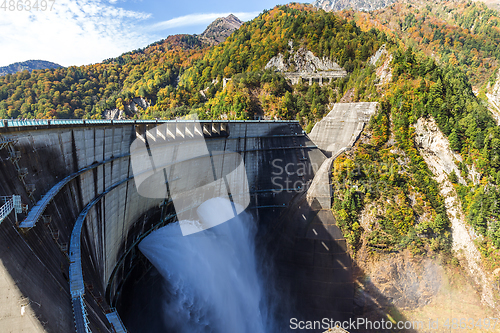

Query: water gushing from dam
(138, 197), (271, 333)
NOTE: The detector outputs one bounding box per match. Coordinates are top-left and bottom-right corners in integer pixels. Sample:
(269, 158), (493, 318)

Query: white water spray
(139, 198), (269, 333)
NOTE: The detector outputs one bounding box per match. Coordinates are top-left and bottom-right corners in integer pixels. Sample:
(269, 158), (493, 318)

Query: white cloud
(0, 0), (152, 67)
(0, 1), (261, 68)
(144, 11), (260, 32)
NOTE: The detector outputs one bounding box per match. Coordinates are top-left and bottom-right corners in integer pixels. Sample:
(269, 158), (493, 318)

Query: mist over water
(139, 198), (272, 333)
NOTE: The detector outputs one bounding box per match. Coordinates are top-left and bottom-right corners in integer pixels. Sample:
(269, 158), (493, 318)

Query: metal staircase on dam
(72, 296), (91, 333)
(0, 195), (22, 224)
(0, 134), (36, 203)
(105, 311), (127, 333)
(0, 136), (14, 150)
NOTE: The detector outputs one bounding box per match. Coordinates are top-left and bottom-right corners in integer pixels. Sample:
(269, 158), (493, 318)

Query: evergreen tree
(449, 128), (461, 151)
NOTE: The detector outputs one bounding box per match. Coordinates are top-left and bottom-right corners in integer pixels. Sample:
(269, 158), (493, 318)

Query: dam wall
(309, 102), (378, 156)
(0, 119), (325, 332)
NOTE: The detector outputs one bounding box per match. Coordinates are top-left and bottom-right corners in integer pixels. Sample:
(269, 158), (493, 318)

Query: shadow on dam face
(115, 124), (355, 333)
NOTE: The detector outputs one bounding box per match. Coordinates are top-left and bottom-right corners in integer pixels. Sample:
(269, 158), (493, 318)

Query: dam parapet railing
(0, 118), (297, 130)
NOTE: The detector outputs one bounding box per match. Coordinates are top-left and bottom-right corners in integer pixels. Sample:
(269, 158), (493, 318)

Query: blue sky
(0, 0), (302, 67)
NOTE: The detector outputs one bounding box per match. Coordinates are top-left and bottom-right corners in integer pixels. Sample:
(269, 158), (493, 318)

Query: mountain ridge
(312, 0), (397, 12)
(0, 60), (62, 76)
(103, 14), (243, 65)
(313, 0), (500, 12)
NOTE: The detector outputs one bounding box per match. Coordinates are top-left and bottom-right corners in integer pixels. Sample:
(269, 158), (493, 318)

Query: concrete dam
(0, 104), (375, 333)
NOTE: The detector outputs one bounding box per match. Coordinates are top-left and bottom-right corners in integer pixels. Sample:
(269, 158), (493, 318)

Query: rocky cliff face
(415, 117), (495, 309)
(369, 44), (392, 85)
(265, 41), (344, 73)
(486, 71), (500, 124)
(199, 14), (243, 44)
(103, 97), (150, 120)
(312, 0), (396, 12)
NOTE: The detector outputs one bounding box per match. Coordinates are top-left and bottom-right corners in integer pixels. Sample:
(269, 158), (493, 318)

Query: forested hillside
(322, 0), (500, 269)
(174, 3), (384, 123)
(333, 46), (500, 263)
(0, 4), (387, 126)
(337, 0), (500, 89)
(0, 34), (207, 119)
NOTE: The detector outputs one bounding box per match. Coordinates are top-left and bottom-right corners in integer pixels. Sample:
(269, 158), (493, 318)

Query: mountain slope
(0, 60), (62, 76)
(1, 0), (500, 315)
(334, 0), (500, 89)
(0, 34), (207, 119)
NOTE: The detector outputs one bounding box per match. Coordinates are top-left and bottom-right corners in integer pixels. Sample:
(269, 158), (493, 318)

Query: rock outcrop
(360, 252), (443, 310)
(478, 0), (500, 11)
(125, 97), (150, 113)
(0, 60), (62, 76)
(369, 44), (392, 85)
(265, 41), (347, 85)
(103, 108), (126, 120)
(414, 118), (467, 185)
(266, 42), (344, 73)
(103, 97), (150, 119)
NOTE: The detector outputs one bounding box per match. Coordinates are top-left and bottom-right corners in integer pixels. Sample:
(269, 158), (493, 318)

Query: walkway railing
(0, 119), (298, 129)
(72, 296), (91, 333)
(0, 197), (13, 224)
(69, 177), (133, 333)
(105, 310), (127, 333)
(19, 154), (130, 228)
(0, 195), (22, 224)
